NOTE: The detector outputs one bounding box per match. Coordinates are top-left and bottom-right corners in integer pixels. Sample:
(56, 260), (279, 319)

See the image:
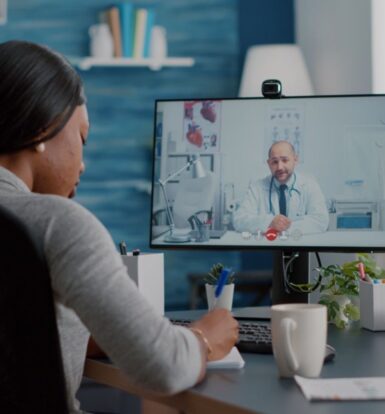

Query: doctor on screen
(233, 140), (329, 235)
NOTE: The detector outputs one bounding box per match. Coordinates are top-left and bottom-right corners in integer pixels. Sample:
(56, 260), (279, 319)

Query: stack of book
(102, 3), (156, 59)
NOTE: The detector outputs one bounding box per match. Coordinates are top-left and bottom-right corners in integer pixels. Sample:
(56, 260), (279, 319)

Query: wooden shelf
(68, 56), (195, 71)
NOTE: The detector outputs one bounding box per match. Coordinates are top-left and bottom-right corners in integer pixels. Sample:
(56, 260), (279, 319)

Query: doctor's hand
(190, 308), (239, 361)
(270, 214), (291, 232)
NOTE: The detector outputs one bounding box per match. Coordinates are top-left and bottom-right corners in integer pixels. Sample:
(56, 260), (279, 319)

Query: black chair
(0, 204), (69, 413)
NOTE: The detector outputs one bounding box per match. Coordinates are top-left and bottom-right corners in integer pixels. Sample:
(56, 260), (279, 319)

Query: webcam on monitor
(261, 79), (282, 99)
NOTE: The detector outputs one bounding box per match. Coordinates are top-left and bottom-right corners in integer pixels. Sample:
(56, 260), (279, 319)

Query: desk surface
(85, 308), (385, 414)
(152, 229), (385, 249)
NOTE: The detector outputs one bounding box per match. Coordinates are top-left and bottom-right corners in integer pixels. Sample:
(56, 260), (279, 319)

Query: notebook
(295, 375), (385, 400)
(207, 347), (245, 369)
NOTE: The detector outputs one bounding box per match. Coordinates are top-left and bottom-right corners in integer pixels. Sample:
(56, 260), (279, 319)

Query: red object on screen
(200, 101), (217, 123)
(265, 228), (278, 241)
(186, 124), (203, 147)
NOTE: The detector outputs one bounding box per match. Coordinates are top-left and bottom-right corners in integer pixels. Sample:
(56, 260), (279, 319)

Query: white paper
(295, 375), (385, 400)
(207, 347), (245, 370)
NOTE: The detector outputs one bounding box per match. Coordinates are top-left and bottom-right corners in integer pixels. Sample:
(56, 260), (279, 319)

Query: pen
(119, 241), (127, 255)
(212, 268), (231, 309)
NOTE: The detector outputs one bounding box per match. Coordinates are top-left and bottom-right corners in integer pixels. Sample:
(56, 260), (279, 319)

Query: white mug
(271, 303), (327, 378)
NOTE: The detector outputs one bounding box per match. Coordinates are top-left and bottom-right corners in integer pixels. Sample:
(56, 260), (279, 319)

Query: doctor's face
(267, 141), (298, 184)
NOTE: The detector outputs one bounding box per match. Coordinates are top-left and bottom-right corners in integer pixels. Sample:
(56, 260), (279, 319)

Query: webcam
(261, 79), (282, 99)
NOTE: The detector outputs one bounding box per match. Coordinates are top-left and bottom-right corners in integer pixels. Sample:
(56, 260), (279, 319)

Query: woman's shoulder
(28, 193), (106, 235)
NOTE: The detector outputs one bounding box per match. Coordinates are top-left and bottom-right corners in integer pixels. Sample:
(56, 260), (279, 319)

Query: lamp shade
(191, 154), (206, 179)
(239, 44), (314, 97)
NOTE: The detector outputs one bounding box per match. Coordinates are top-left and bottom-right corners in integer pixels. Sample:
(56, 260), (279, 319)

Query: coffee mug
(271, 303), (327, 378)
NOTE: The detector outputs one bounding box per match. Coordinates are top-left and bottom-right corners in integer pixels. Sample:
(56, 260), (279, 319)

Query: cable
(283, 251), (323, 294)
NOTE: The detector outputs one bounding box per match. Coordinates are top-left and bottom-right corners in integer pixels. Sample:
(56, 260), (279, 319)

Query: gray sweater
(0, 167), (201, 413)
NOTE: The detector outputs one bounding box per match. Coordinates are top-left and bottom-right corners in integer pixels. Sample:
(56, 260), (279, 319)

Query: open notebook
(207, 347), (245, 369)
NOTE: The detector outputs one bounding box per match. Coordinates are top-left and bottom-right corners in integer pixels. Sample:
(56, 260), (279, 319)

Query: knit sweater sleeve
(43, 197), (202, 394)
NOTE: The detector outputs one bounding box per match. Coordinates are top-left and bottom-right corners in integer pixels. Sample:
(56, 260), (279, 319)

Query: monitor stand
(271, 250), (310, 304)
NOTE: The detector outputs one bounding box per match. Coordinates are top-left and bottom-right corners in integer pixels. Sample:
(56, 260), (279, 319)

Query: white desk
(152, 229), (385, 249)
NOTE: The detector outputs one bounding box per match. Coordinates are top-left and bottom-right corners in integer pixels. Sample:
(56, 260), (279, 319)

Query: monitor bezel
(149, 93), (385, 253)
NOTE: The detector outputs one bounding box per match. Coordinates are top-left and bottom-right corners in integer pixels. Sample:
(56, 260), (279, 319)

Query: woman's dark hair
(0, 40), (85, 153)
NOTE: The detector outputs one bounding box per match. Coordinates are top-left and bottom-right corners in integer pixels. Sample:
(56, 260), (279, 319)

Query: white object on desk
(295, 375), (385, 400)
(122, 253), (164, 315)
(207, 347), (245, 370)
(360, 279), (385, 331)
(271, 303), (327, 378)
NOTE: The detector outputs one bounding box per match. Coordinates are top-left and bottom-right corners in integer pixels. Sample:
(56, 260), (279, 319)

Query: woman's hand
(190, 308), (239, 361)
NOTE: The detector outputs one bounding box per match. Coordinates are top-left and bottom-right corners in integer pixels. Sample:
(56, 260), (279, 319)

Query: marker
(358, 262), (366, 280)
(212, 268), (231, 310)
(119, 241), (127, 255)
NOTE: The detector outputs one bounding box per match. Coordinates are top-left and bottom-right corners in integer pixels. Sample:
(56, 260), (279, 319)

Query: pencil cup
(122, 252), (164, 315)
(360, 280), (385, 331)
(196, 223), (210, 242)
(205, 283), (234, 311)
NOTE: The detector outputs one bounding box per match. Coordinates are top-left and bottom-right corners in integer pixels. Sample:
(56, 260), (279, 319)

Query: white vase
(150, 26), (168, 60)
(89, 23), (114, 58)
(205, 283), (234, 311)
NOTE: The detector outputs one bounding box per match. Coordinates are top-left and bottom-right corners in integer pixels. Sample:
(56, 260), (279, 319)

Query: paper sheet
(295, 375), (385, 400)
(207, 347), (245, 369)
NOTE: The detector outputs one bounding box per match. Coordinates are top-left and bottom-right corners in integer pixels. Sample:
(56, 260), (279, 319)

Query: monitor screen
(150, 95), (385, 251)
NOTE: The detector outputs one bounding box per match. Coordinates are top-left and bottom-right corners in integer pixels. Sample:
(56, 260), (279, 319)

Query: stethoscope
(268, 173), (301, 214)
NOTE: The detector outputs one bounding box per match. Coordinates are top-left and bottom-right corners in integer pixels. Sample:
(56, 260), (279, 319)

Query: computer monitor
(150, 95), (385, 253)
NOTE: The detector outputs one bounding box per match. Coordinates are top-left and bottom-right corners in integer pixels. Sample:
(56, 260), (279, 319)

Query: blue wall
(1, 0), (294, 309)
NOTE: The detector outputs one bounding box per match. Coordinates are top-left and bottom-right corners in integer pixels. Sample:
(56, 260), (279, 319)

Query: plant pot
(205, 283), (234, 311)
(323, 294), (359, 329)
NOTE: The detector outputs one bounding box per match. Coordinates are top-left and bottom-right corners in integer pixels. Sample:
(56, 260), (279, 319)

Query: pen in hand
(212, 268), (231, 310)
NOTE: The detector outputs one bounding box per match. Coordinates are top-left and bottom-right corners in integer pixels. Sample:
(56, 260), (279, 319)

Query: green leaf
(344, 303), (360, 321)
(334, 318), (347, 329)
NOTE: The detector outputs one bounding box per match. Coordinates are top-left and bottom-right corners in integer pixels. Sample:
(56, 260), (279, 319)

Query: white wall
(295, 0), (372, 94)
(371, 0), (385, 93)
(295, 0), (385, 268)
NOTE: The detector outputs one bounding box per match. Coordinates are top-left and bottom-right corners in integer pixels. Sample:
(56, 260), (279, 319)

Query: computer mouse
(324, 344), (336, 363)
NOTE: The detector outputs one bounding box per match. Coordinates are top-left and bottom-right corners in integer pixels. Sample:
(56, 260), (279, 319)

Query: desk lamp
(238, 44), (314, 97)
(159, 154), (206, 243)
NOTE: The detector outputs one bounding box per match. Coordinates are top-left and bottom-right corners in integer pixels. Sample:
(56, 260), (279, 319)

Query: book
(143, 8), (155, 58)
(107, 7), (122, 58)
(207, 347), (245, 370)
(133, 8), (147, 59)
(119, 2), (135, 57)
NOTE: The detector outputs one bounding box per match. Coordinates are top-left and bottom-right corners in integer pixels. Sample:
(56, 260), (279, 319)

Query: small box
(122, 252), (164, 315)
(360, 280), (385, 331)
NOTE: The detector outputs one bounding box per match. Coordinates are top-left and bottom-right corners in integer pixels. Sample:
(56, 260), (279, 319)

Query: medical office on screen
(153, 96), (385, 249)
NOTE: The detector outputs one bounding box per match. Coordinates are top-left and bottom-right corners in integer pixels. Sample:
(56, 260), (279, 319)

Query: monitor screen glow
(150, 95), (385, 251)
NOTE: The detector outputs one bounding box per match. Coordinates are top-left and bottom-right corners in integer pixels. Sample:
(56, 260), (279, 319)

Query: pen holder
(196, 223), (210, 242)
(205, 283), (234, 311)
(122, 252), (164, 315)
(360, 280), (385, 331)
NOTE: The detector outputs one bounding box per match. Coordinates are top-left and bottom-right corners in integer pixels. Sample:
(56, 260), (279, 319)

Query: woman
(0, 40), (238, 413)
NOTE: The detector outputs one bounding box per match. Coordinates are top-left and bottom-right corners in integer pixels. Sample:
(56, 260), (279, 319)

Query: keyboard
(170, 317), (272, 354)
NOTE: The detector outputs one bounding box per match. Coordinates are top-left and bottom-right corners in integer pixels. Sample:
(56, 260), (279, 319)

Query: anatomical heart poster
(183, 100), (221, 152)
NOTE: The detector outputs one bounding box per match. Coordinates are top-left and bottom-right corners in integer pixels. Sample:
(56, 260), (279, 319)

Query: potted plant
(204, 263), (236, 311)
(293, 253), (385, 329)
